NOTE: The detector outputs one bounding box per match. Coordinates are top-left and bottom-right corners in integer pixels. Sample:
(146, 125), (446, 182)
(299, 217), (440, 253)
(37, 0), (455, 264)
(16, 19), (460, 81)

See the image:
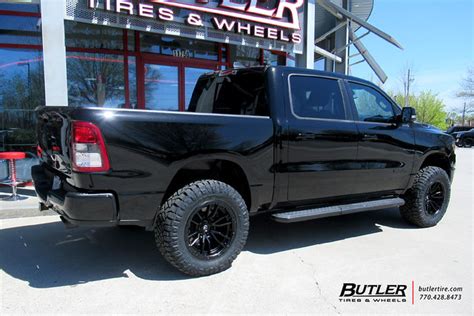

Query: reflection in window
(144, 64), (179, 111)
(263, 51), (286, 66)
(128, 56), (137, 108)
(231, 46), (261, 67)
(349, 83), (395, 122)
(185, 67), (212, 109)
(0, 48), (44, 152)
(65, 21), (123, 50)
(140, 33), (219, 61)
(0, 16), (42, 45)
(0, 3), (40, 12)
(66, 53), (125, 108)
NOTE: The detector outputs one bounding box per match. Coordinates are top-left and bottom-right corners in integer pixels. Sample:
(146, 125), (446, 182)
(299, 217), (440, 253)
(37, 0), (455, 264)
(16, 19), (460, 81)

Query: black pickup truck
(33, 66), (455, 276)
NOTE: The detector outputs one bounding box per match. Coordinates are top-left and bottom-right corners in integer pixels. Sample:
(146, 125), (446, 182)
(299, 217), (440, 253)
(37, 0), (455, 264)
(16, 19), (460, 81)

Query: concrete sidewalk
(0, 186), (55, 218)
(0, 149), (472, 314)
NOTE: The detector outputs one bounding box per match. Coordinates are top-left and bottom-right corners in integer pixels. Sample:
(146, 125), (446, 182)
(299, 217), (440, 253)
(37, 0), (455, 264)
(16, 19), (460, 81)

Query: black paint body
(34, 66), (456, 228)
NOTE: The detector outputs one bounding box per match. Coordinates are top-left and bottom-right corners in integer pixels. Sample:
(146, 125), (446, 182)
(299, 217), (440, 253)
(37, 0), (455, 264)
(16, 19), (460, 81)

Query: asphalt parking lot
(1, 149), (472, 315)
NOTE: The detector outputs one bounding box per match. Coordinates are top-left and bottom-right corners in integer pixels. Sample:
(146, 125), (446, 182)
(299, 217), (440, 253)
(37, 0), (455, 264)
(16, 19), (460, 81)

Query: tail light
(71, 121), (110, 173)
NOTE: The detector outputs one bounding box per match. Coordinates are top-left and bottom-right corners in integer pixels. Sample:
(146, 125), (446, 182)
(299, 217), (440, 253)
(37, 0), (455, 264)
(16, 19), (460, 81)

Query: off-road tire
(154, 180), (249, 276)
(400, 166), (450, 227)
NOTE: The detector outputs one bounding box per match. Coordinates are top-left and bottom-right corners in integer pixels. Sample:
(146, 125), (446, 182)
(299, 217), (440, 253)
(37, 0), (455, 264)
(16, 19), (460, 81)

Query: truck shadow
(0, 208), (413, 288)
(246, 207), (412, 254)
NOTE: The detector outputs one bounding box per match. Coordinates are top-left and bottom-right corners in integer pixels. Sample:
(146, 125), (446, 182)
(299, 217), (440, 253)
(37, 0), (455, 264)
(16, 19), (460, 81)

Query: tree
(392, 92), (448, 130)
(456, 66), (474, 125)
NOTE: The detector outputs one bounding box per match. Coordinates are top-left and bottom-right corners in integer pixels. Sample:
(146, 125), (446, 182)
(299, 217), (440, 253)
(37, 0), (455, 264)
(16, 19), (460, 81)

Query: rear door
(345, 81), (415, 195)
(285, 74), (359, 204)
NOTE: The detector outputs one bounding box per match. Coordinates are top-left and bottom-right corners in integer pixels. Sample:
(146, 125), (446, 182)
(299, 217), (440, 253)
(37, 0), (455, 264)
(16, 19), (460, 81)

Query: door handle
(362, 134), (378, 141)
(296, 132), (316, 141)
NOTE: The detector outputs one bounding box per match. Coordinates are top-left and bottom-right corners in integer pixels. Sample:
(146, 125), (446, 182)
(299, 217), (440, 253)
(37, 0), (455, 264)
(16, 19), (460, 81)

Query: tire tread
(154, 180), (249, 276)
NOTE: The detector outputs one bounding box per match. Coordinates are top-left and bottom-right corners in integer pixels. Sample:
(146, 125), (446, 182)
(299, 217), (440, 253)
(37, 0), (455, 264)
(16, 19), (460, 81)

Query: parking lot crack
(293, 251), (341, 315)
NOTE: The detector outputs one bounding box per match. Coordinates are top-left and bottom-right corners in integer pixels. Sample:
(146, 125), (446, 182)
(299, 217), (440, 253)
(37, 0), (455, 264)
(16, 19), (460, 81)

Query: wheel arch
(161, 158), (252, 211)
(418, 152), (452, 179)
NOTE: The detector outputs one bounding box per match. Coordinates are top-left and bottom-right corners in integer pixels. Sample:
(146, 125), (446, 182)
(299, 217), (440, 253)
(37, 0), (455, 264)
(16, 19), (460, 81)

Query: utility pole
(404, 68), (415, 107)
(462, 102), (466, 126)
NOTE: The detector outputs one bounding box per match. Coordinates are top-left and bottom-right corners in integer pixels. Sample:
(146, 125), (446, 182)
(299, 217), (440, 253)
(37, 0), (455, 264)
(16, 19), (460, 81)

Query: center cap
(202, 224), (209, 232)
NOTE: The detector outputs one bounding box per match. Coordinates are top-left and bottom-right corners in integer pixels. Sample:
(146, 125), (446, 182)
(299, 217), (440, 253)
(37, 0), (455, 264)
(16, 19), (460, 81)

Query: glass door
(139, 56), (217, 111)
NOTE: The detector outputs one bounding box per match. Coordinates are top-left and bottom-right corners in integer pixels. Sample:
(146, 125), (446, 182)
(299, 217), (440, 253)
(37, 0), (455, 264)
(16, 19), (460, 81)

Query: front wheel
(154, 180), (249, 276)
(400, 166), (451, 227)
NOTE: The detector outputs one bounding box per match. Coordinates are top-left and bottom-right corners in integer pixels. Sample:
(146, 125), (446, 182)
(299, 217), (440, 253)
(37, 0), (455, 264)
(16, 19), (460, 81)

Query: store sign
(87, 0), (303, 44)
(67, 0), (304, 53)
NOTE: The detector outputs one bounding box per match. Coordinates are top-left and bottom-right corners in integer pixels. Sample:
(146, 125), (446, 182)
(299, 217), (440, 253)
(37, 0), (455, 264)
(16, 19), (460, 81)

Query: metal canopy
(317, 0), (403, 49)
(314, 0), (403, 83)
(349, 29), (388, 83)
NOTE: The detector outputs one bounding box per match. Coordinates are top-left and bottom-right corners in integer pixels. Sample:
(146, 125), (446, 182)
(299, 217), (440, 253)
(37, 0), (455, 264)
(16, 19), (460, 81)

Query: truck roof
(215, 66), (378, 88)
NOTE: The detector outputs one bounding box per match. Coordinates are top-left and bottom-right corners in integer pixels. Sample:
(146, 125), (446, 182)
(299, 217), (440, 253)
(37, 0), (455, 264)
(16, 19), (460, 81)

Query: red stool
(0, 152), (27, 201)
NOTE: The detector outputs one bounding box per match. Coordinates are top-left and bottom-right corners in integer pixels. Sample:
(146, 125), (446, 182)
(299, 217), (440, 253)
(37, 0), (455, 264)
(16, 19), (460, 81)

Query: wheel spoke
(188, 231), (198, 239)
(210, 231), (227, 248)
(200, 235), (205, 254)
(211, 230), (231, 241)
(212, 221), (232, 228)
(186, 202), (235, 259)
(208, 204), (218, 220)
(211, 217), (225, 225)
(189, 235), (200, 247)
(195, 212), (204, 221)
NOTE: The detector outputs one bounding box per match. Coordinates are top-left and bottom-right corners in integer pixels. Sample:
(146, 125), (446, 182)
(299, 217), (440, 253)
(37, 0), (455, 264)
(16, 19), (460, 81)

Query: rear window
(289, 75), (346, 120)
(187, 69), (269, 116)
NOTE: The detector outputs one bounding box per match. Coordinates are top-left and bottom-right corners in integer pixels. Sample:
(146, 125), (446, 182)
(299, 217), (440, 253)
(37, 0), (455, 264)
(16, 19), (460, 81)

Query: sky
(349, 0), (473, 112)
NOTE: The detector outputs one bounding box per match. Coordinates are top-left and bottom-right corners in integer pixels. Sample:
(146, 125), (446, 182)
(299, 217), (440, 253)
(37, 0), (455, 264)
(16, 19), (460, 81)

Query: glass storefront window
(263, 51), (287, 66)
(65, 21), (124, 50)
(231, 46), (261, 67)
(0, 16), (42, 45)
(144, 64), (179, 111)
(140, 33), (219, 61)
(127, 30), (135, 51)
(128, 56), (137, 108)
(0, 3), (40, 13)
(66, 52), (126, 108)
(185, 67), (212, 109)
(0, 48), (44, 152)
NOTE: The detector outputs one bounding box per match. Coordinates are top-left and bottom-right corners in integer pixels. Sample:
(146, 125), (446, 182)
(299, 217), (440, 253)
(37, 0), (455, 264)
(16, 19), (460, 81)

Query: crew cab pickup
(33, 66), (456, 276)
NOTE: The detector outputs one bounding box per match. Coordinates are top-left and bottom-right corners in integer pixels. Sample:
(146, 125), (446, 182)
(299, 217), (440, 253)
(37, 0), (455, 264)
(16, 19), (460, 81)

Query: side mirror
(401, 107), (416, 123)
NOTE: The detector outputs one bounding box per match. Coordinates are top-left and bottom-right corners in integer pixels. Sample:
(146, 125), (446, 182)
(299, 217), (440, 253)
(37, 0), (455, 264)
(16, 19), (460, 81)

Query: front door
(346, 81), (415, 195)
(139, 57), (217, 111)
(285, 74), (359, 204)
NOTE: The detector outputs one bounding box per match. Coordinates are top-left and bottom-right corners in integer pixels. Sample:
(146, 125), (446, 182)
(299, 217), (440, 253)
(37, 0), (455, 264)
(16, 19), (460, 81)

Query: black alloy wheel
(424, 182), (445, 215)
(185, 202), (236, 260)
(154, 180), (249, 276)
(400, 166), (451, 228)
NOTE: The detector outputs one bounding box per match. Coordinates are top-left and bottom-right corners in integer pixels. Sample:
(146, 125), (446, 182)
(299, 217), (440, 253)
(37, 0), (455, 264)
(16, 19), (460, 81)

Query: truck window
(289, 76), (345, 120)
(187, 70), (269, 116)
(349, 83), (395, 123)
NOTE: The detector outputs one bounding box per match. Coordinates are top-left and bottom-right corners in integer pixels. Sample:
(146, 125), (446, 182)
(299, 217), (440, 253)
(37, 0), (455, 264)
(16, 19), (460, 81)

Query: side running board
(272, 198), (405, 223)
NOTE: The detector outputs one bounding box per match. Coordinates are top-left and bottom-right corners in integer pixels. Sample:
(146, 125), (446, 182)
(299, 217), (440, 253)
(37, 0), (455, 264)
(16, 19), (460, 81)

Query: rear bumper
(32, 164), (117, 226)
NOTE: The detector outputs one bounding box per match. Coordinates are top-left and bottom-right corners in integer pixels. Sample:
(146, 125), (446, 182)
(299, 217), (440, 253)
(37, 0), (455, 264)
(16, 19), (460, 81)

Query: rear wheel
(463, 138), (472, 148)
(154, 180), (249, 276)
(400, 166), (450, 227)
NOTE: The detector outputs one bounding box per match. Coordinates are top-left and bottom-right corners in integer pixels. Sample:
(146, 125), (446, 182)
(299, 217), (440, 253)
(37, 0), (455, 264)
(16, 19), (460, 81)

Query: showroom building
(0, 0), (400, 178)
